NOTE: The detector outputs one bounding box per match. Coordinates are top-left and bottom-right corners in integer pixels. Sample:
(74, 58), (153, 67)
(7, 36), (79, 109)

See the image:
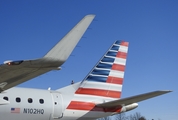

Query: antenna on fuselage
(71, 80), (74, 84)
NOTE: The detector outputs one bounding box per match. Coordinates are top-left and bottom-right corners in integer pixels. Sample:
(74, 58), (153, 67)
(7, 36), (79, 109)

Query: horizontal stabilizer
(96, 90), (172, 108)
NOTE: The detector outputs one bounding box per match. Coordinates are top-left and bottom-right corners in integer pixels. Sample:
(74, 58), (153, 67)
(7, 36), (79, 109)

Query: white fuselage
(0, 87), (111, 120)
(0, 87), (62, 120)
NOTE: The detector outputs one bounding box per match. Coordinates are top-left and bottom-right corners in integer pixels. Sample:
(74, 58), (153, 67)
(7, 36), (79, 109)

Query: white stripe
(104, 55), (117, 59)
(73, 94), (117, 103)
(113, 44), (120, 46)
(114, 58), (126, 65)
(109, 50), (118, 52)
(119, 45), (128, 53)
(109, 70), (124, 78)
(100, 61), (113, 65)
(95, 67), (110, 71)
(90, 74), (108, 77)
(80, 81), (122, 91)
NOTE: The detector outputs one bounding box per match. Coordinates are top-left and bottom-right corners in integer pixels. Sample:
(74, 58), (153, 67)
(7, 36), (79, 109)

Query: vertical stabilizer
(44, 15), (95, 62)
(75, 40), (129, 99)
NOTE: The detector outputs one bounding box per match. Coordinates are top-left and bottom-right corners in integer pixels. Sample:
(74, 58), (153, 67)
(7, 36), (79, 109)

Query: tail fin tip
(75, 40), (129, 99)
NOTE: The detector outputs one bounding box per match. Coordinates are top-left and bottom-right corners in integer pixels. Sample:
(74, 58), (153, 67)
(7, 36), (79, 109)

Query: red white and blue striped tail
(75, 40), (129, 99)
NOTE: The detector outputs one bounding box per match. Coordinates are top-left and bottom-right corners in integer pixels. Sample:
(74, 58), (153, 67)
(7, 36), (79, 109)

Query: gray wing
(0, 15), (95, 92)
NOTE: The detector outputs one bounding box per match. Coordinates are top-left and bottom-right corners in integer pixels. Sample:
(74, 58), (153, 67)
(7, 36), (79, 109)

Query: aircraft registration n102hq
(0, 15), (171, 120)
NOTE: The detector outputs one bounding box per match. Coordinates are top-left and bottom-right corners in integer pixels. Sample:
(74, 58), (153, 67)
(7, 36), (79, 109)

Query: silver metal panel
(50, 92), (63, 119)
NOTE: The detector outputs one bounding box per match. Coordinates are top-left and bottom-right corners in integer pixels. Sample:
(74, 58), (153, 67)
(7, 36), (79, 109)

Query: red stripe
(107, 76), (123, 85)
(116, 51), (127, 59)
(112, 64), (125, 71)
(120, 41), (129, 46)
(75, 88), (121, 98)
(67, 101), (122, 112)
(67, 101), (96, 111)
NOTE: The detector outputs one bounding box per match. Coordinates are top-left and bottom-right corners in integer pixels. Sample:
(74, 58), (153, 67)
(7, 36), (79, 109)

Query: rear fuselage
(0, 87), (115, 120)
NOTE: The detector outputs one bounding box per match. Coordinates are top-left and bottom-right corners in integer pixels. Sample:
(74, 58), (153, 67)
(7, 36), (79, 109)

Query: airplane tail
(60, 40), (171, 119)
(75, 40), (129, 99)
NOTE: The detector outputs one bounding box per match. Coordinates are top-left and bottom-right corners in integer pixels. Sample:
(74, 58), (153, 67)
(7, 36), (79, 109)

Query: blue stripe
(115, 40), (122, 45)
(106, 51), (117, 57)
(86, 75), (107, 82)
(91, 69), (110, 76)
(96, 63), (112, 69)
(101, 57), (115, 62)
(110, 45), (120, 51)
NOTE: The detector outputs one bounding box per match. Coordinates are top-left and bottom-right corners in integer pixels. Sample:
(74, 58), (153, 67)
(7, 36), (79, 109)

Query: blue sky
(0, 0), (178, 120)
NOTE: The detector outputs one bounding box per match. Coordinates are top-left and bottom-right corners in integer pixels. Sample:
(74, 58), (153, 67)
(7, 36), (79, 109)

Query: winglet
(44, 15), (95, 63)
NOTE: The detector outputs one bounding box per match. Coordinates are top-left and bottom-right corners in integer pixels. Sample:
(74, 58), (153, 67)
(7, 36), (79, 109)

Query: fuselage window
(3, 96), (8, 101)
(39, 99), (44, 104)
(16, 97), (21, 103)
(28, 98), (33, 103)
